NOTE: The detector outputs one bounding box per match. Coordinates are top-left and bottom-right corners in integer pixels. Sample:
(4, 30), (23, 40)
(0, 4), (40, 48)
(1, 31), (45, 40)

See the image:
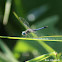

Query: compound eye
(22, 31), (26, 35)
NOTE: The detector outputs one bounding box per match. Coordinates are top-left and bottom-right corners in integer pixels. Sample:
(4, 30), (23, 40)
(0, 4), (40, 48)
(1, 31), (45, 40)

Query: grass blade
(0, 39), (18, 62)
(26, 52), (56, 62)
(0, 36), (62, 41)
(3, 0), (12, 25)
(0, 52), (9, 62)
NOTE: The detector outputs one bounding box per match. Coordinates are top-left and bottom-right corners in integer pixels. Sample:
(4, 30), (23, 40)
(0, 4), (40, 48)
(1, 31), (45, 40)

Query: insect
(19, 17), (48, 36)
(22, 26), (48, 36)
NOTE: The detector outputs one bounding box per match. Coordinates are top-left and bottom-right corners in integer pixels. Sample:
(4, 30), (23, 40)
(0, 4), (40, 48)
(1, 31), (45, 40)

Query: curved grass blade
(26, 52), (56, 62)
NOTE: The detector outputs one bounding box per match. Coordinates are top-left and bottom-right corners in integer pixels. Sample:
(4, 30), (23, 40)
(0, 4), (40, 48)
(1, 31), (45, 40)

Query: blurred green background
(0, 0), (62, 62)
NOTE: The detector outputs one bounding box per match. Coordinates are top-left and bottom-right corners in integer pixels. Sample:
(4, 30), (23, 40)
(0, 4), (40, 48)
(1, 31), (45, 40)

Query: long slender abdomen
(33, 26), (48, 31)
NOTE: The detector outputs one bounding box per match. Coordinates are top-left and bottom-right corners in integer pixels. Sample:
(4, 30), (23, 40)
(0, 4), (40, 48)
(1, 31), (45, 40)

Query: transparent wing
(19, 17), (30, 29)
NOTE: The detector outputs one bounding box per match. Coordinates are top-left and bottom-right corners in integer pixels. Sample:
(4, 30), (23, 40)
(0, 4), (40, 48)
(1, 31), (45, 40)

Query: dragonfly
(19, 17), (48, 36)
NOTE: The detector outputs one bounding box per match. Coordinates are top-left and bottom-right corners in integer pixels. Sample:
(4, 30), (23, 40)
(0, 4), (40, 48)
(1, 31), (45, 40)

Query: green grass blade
(0, 36), (62, 41)
(3, 0), (12, 25)
(0, 39), (18, 62)
(0, 52), (9, 62)
(26, 52), (56, 62)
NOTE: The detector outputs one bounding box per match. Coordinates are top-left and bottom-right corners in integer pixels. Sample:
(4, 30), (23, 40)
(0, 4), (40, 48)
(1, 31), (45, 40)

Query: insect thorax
(26, 29), (33, 34)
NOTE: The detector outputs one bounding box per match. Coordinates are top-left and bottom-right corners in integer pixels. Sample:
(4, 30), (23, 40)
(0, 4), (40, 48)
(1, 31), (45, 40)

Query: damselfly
(19, 17), (48, 36)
